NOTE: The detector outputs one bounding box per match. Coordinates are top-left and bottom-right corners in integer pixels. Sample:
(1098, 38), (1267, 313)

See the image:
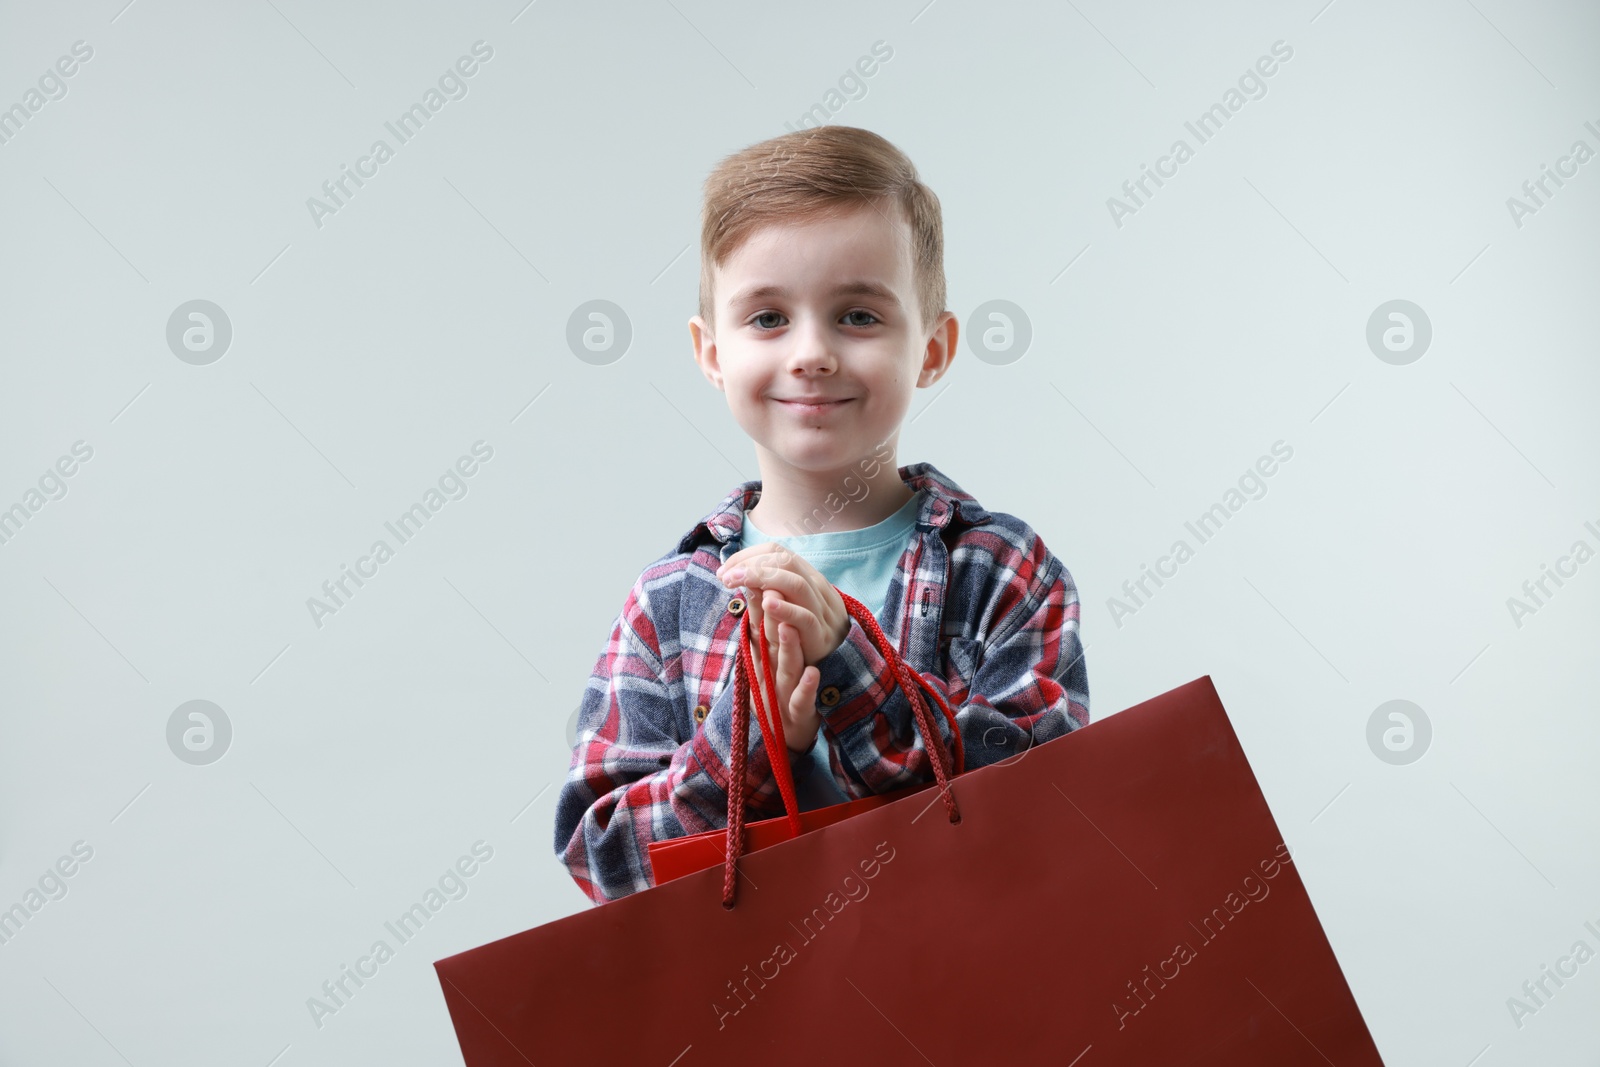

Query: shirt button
(727, 596), (745, 616)
(693, 704), (708, 724)
(819, 685), (841, 707)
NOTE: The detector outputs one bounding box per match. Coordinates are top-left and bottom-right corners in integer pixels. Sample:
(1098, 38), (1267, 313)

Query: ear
(917, 310), (958, 387)
(689, 314), (722, 390)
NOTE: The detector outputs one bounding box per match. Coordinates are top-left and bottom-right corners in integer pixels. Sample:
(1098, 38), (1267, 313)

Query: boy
(553, 126), (1089, 905)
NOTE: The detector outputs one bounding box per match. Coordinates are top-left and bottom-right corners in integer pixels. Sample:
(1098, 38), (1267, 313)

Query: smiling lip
(777, 398), (852, 414)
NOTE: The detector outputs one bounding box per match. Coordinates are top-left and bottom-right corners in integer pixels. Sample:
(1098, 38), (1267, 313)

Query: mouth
(776, 398), (853, 415)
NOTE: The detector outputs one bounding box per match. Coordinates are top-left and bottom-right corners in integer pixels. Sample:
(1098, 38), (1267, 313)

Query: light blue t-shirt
(734, 488), (927, 811)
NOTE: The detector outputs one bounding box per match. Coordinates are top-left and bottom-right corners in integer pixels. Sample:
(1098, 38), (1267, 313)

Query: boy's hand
(747, 604), (823, 754)
(717, 542), (849, 665)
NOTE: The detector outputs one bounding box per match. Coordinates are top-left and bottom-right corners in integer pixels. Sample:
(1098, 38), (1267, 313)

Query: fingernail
(724, 567), (745, 585)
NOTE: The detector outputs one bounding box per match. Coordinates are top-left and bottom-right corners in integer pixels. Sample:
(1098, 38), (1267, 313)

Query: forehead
(715, 202), (913, 297)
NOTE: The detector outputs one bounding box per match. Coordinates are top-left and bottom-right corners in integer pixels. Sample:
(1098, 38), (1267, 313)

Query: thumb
(796, 665), (819, 699)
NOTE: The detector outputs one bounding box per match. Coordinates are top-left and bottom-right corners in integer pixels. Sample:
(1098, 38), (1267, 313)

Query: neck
(746, 451), (914, 537)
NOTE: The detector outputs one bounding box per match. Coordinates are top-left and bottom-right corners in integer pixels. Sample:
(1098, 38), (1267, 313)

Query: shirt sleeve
(811, 540), (1089, 798)
(552, 573), (817, 905)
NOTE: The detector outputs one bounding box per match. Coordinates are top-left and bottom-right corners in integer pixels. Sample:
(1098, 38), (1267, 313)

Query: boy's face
(689, 202), (956, 482)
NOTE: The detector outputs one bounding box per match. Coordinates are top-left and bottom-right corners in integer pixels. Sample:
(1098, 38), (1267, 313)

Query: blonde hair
(697, 126), (945, 333)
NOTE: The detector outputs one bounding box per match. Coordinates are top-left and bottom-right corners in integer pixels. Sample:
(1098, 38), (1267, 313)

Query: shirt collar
(675, 461), (992, 556)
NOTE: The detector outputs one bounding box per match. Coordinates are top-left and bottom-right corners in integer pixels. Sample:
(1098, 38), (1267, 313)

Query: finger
(750, 598), (783, 672)
(763, 540), (809, 576)
(718, 541), (786, 575)
(758, 590), (789, 625)
(760, 591), (808, 642)
(795, 664), (819, 700)
(789, 666), (820, 732)
(776, 622), (798, 690)
(774, 625), (802, 742)
(759, 595), (826, 652)
(741, 565), (810, 604)
(727, 542), (818, 584)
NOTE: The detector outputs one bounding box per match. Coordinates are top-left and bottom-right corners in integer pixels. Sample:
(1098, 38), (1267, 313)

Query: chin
(772, 439), (869, 467)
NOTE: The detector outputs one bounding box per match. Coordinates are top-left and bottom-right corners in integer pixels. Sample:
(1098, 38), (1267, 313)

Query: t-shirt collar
(675, 461), (991, 556)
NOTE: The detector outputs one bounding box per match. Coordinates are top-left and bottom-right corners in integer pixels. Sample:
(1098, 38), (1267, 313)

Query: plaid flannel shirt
(553, 462), (1089, 904)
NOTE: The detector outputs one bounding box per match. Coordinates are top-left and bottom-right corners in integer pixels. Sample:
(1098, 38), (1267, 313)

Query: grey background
(2, 0), (1597, 1063)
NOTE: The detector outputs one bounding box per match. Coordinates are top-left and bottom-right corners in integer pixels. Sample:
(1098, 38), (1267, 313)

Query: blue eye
(752, 311), (785, 329)
(842, 310), (878, 327)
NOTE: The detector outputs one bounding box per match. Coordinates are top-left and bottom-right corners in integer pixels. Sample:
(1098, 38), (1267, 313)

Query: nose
(785, 316), (838, 377)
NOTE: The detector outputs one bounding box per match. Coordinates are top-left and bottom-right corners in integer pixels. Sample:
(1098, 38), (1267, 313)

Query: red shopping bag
(646, 777), (935, 885)
(435, 590), (1386, 1065)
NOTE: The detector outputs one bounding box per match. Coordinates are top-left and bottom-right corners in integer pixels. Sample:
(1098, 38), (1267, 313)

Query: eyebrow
(725, 281), (903, 309)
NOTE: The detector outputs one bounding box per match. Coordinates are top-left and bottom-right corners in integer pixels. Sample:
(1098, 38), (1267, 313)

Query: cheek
(723, 372), (757, 404)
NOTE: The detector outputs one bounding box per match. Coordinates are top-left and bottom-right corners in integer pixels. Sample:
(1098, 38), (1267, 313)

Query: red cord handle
(721, 586), (964, 908)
